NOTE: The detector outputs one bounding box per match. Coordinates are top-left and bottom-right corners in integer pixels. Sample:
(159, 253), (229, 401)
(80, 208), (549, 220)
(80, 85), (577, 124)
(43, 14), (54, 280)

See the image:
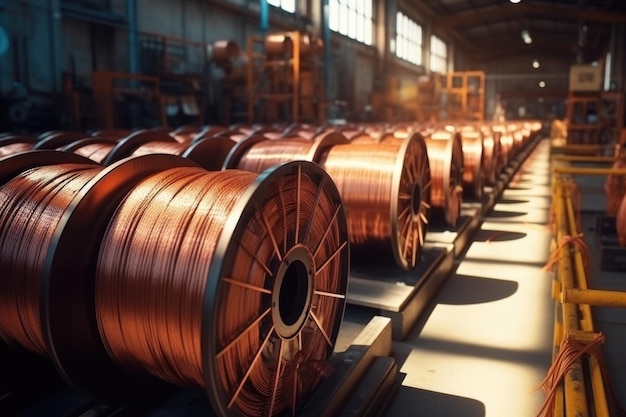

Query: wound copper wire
(130, 141), (190, 157)
(424, 131), (464, 227)
(480, 126), (502, 185)
(318, 136), (430, 270)
(0, 163), (101, 354)
(235, 137), (314, 172)
(0, 142), (34, 156)
(72, 142), (117, 163)
(604, 159), (626, 217)
(95, 164), (347, 416)
(458, 129), (484, 200)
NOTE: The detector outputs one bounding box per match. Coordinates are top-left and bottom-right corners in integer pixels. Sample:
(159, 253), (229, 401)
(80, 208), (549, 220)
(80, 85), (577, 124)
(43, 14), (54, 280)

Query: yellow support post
(552, 165), (626, 176)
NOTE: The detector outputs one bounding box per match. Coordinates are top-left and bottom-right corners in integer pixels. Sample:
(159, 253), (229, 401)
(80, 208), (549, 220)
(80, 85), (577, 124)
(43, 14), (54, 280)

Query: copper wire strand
(425, 135), (464, 226)
(0, 142), (34, 156)
(73, 142), (117, 163)
(95, 166), (345, 416)
(318, 138), (430, 269)
(0, 164), (101, 354)
(235, 138), (313, 172)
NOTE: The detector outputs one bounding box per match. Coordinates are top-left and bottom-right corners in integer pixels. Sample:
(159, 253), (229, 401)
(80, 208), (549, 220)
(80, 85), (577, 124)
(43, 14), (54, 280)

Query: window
(430, 35), (447, 73)
(329, 0), (373, 46)
(395, 12), (422, 65)
(267, 0), (296, 13)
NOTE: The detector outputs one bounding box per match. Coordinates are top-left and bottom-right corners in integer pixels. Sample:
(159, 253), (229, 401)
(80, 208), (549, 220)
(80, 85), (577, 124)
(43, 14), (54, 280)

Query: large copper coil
(492, 124), (513, 167)
(0, 153), (100, 356)
(171, 125), (201, 143)
(0, 135), (36, 156)
(103, 130), (182, 165)
(424, 130), (464, 227)
(62, 138), (118, 163)
(318, 134), (431, 270)
(347, 132), (378, 143)
(480, 126), (502, 185)
(458, 128), (484, 200)
(604, 159), (626, 216)
(209, 40), (240, 65)
(265, 33), (293, 58)
(94, 160), (348, 416)
(224, 132), (348, 172)
(193, 126), (230, 142)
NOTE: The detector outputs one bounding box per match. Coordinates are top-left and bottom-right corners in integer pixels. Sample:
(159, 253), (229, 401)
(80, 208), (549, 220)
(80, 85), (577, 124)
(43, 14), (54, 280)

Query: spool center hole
(410, 183), (422, 217)
(278, 260), (309, 327)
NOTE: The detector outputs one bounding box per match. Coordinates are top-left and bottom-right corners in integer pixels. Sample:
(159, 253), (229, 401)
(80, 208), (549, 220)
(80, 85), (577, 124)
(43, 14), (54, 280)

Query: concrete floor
(334, 138), (626, 417)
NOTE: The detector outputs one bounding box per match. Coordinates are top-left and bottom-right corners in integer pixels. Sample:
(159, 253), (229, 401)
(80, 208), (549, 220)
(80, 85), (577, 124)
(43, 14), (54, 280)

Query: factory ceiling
(417, 0), (626, 64)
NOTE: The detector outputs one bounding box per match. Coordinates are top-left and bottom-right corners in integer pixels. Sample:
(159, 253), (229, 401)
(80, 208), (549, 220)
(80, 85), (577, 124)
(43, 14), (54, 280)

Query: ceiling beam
(408, 1), (476, 52)
(469, 43), (578, 62)
(436, 3), (626, 29)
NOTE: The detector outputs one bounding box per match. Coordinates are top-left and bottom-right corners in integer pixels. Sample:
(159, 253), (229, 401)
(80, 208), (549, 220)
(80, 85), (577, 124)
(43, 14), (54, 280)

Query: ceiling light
(532, 59), (540, 69)
(539, 81), (546, 88)
(510, 0), (521, 3)
(538, 97), (544, 103)
(521, 30), (532, 44)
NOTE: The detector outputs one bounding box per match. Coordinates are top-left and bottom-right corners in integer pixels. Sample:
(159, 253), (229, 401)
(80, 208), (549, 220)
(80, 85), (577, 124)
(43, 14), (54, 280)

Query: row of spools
(0, 120), (541, 417)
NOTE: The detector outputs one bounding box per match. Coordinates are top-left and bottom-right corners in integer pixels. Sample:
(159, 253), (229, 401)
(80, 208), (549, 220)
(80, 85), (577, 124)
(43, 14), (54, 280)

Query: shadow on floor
(383, 384), (485, 417)
(435, 274), (519, 306)
(494, 198), (530, 205)
(473, 229), (527, 243)
(488, 209), (529, 219)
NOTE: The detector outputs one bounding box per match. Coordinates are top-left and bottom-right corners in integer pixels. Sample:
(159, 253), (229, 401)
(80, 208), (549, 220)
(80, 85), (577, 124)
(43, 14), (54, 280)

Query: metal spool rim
(33, 132), (90, 150)
(203, 160), (349, 417)
(222, 134), (269, 169)
(0, 135), (37, 147)
(102, 130), (178, 165)
(61, 137), (118, 153)
(182, 136), (237, 171)
(306, 132), (349, 162)
(389, 133), (431, 270)
(43, 154), (200, 401)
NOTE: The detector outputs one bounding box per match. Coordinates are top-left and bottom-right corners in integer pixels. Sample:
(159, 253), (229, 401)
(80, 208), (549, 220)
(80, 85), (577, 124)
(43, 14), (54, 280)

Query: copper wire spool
(62, 138), (118, 163)
(458, 129), (484, 200)
(604, 159), (626, 216)
(94, 160), (348, 416)
(182, 136), (238, 171)
(103, 130), (181, 165)
(0, 152), (100, 356)
(424, 130), (464, 227)
(480, 126), (502, 185)
(224, 132), (348, 172)
(0, 135), (36, 156)
(318, 134), (431, 270)
(193, 126), (229, 142)
(492, 124), (513, 167)
(171, 125), (201, 143)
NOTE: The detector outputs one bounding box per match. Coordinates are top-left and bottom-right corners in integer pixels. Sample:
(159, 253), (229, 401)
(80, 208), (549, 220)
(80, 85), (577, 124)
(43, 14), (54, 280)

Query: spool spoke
(398, 193), (411, 200)
(222, 277), (271, 294)
(418, 222), (425, 246)
(239, 243), (273, 276)
(314, 290), (346, 299)
(302, 177), (325, 246)
(316, 240), (348, 275)
(227, 325), (276, 408)
(411, 223), (419, 267)
(402, 220), (413, 259)
(313, 204), (341, 259)
(279, 185), (288, 254)
(267, 340), (285, 417)
(422, 180), (432, 192)
(292, 334), (303, 415)
(256, 202), (283, 262)
(398, 205), (410, 220)
(217, 307), (271, 358)
(309, 311), (333, 348)
(295, 165), (301, 244)
(421, 200), (431, 209)
(420, 211), (429, 225)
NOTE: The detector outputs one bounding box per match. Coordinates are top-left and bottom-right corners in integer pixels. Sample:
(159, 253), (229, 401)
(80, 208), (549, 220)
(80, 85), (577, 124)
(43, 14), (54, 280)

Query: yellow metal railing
(545, 162), (626, 417)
